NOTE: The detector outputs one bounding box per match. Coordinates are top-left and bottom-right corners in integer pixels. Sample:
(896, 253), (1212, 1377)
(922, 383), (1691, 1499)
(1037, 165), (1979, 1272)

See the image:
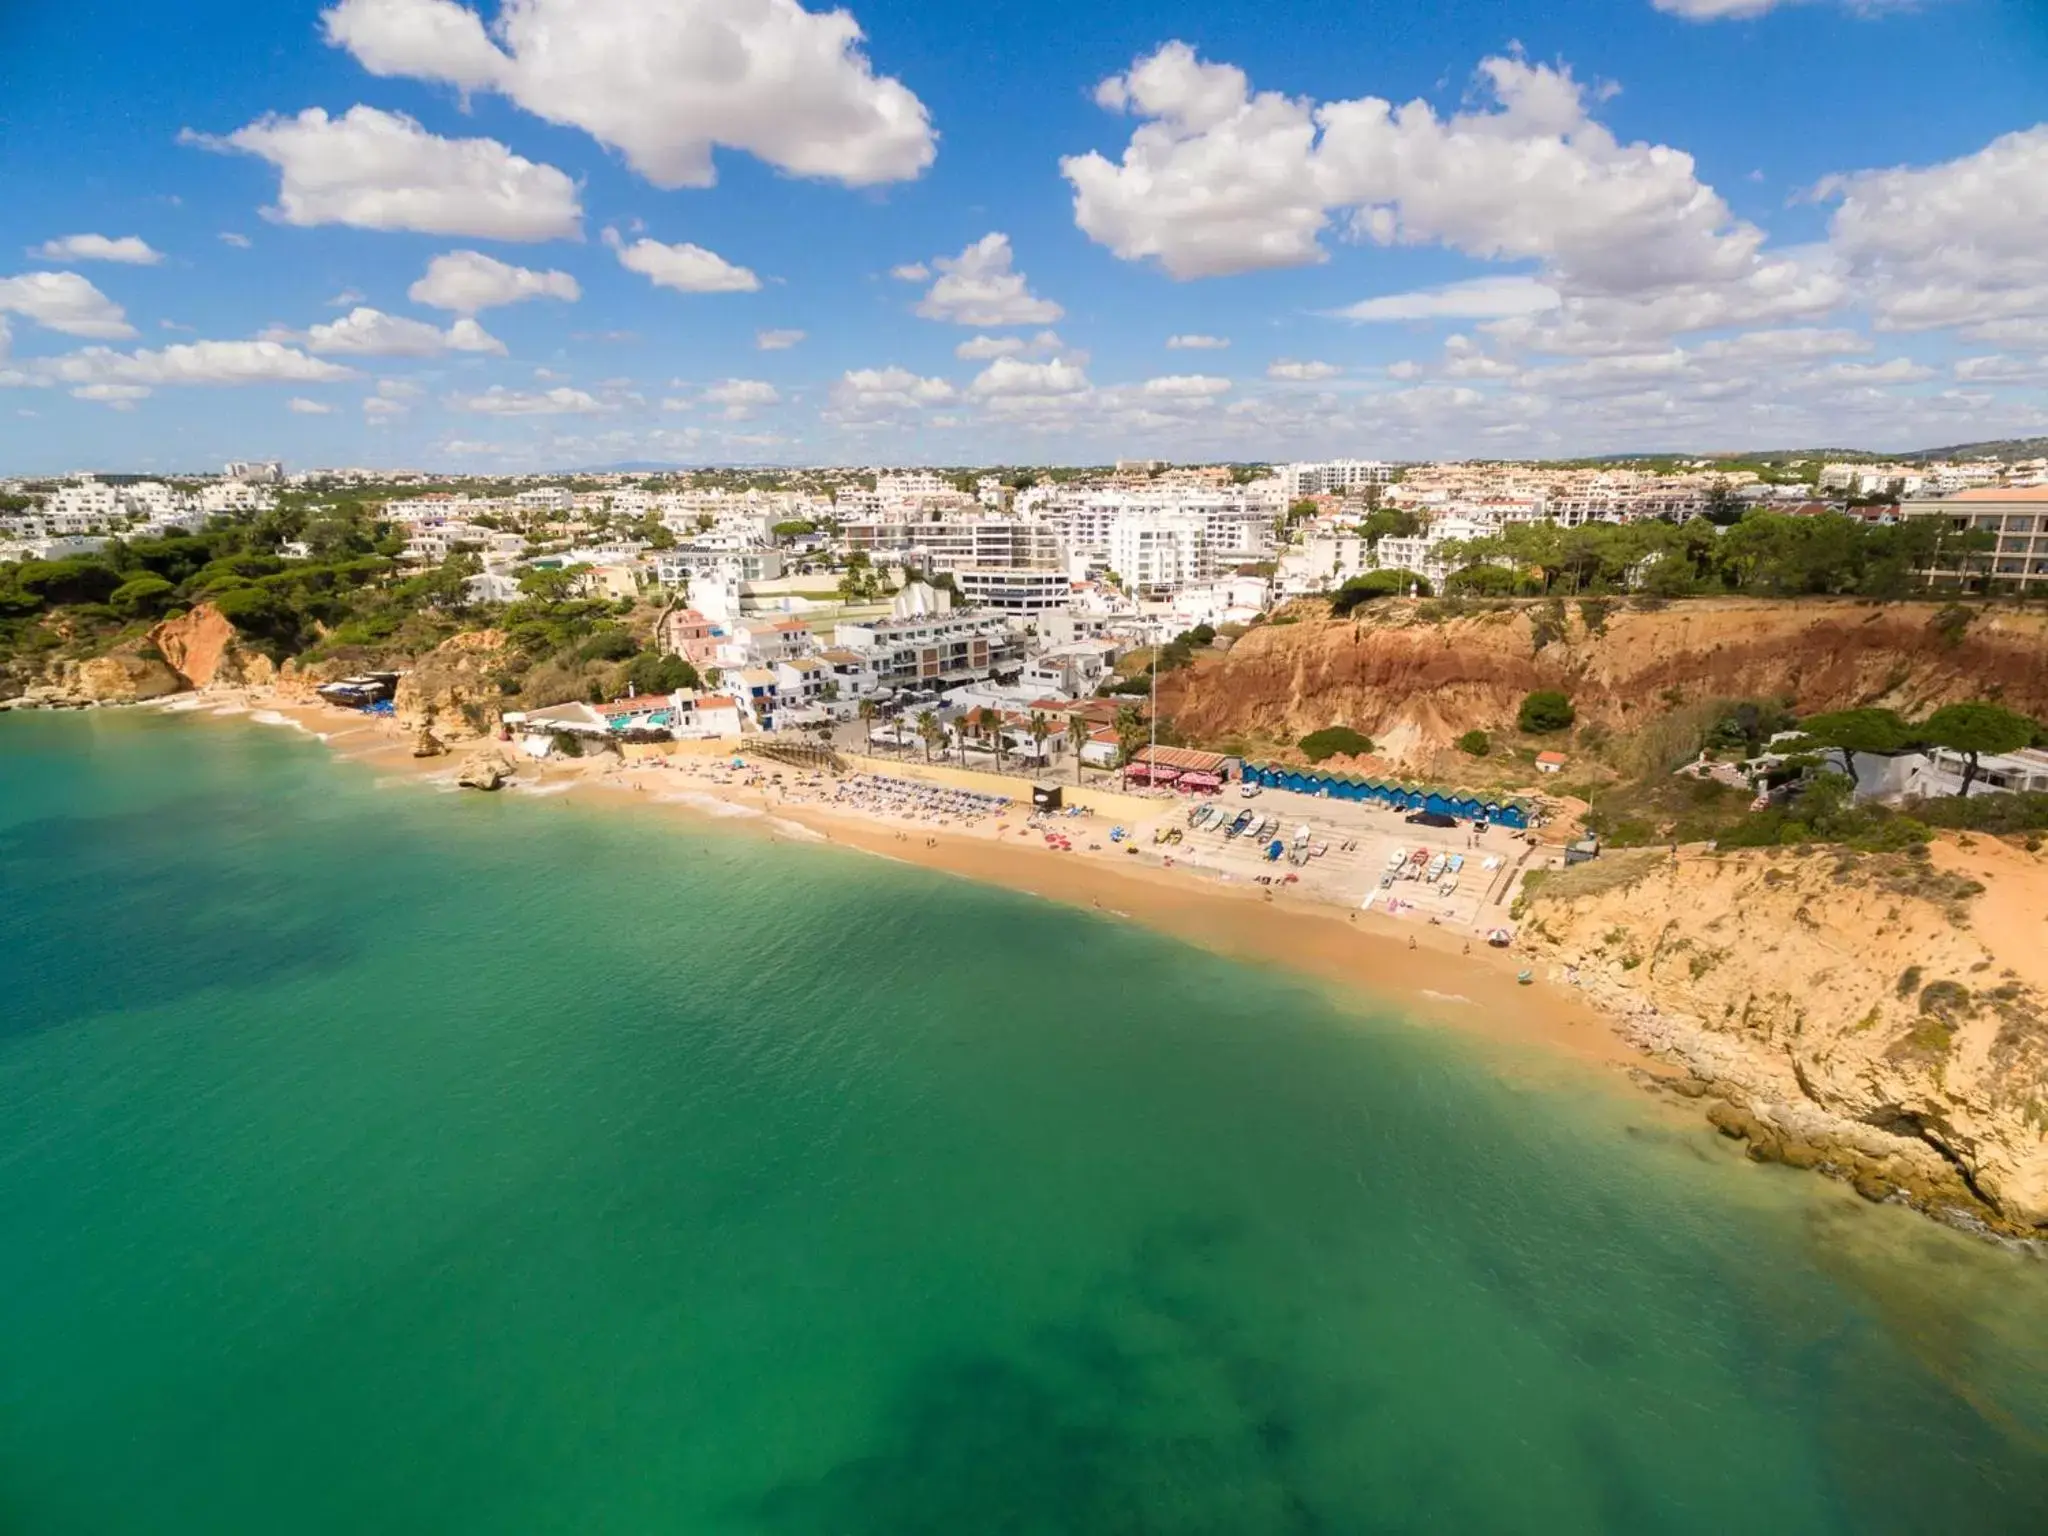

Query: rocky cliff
(148, 603), (275, 690)
(1163, 599), (2048, 765)
(393, 629), (512, 740)
(1518, 842), (2048, 1235)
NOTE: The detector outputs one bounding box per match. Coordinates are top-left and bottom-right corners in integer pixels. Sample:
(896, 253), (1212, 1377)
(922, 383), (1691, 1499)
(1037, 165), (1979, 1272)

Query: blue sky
(2, 0), (2045, 472)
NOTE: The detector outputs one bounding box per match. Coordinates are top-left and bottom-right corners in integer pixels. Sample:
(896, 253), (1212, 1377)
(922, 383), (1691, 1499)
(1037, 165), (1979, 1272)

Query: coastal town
(6, 447), (2048, 1236)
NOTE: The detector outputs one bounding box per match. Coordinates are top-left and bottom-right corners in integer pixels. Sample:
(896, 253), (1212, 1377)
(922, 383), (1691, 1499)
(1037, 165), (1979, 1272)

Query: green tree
(1069, 708), (1092, 784)
(1795, 708), (1909, 779)
(857, 696), (877, 753)
(1029, 710), (1051, 771)
(917, 708), (943, 765)
(109, 574), (177, 619)
(1456, 729), (1491, 757)
(1921, 702), (2037, 797)
(1518, 690), (1575, 733)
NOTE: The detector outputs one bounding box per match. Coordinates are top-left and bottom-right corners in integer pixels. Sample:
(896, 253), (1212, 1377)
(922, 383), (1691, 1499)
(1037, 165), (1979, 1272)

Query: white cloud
(1806, 357), (1937, 384)
(1267, 359), (1341, 381)
(829, 365), (955, 418)
(0, 272), (137, 338)
(457, 384), (612, 415)
(966, 356), (1090, 400)
(1165, 333), (1229, 349)
(219, 232), (253, 248)
(30, 234), (163, 266)
(1820, 125), (2048, 332)
(320, 0), (935, 189)
(889, 262), (929, 282)
(32, 340), (354, 392)
(188, 105), (582, 240)
(1651, 0), (1789, 16)
(408, 249), (579, 313)
(701, 377), (781, 417)
(913, 233), (1062, 326)
(1690, 326), (1871, 361)
(1064, 44), (1833, 349)
(1140, 373), (1231, 398)
(955, 329), (1063, 360)
(1064, 43), (1328, 280)
(288, 396), (336, 413)
(0, 316), (10, 360)
(755, 327), (805, 349)
(1953, 354), (2048, 384)
(363, 394), (408, 418)
(72, 383), (153, 408)
(607, 229), (760, 293)
(1334, 274), (1561, 323)
(378, 377), (424, 398)
(293, 305), (505, 356)
(328, 287), (367, 306)
(1652, 0), (1884, 18)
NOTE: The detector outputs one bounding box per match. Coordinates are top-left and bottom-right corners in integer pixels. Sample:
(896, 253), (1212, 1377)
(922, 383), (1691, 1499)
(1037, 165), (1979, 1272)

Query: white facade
(1108, 514), (1207, 594)
(952, 567), (1074, 613)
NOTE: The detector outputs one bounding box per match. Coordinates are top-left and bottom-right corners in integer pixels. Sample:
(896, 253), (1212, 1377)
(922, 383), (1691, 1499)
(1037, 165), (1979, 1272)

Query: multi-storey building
(1108, 514), (1207, 595)
(1899, 488), (2048, 591)
(951, 568), (1074, 613)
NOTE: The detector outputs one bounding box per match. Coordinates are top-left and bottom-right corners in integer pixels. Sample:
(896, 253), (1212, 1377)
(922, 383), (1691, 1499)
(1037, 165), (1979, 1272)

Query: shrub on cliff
(1518, 690), (1575, 733)
(1300, 726), (1373, 762)
(1456, 730), (1491, 757)
(1330, 570), (1428, 615)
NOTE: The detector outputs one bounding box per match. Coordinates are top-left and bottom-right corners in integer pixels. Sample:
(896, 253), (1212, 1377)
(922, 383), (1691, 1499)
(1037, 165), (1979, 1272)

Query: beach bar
(1128, 746), (1237, 793)
(1239, 762), (1533, 829)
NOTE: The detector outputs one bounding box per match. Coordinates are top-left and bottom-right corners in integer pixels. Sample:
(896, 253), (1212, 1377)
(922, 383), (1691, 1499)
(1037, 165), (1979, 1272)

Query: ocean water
(2, 710), (2046, 1535)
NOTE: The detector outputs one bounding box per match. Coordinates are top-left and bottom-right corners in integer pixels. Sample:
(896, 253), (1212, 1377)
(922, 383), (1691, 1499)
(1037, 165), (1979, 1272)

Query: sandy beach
(180, 690), (1658, 1077)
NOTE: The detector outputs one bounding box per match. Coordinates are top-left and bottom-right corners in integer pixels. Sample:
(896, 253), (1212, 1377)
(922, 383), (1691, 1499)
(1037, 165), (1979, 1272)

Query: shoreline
(160, 689), (1664, 1080)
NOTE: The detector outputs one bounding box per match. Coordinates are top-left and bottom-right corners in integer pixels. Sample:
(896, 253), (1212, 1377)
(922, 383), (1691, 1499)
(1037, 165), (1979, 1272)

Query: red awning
(1178, 772), (1222, 788)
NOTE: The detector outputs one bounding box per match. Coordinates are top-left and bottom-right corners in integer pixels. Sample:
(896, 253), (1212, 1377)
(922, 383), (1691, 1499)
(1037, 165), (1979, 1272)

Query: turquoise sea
(2, 709), (2046, 1533)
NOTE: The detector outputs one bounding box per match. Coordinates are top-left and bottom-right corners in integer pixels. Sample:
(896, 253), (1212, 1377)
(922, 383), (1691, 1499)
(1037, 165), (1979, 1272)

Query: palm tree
(1069, 709), (1090, 784)
(1029, 711), (1051, 775)
(917, 708), (941, 765)
(980, 707), (1007, 773)
(858, 696), (877, 755)
(1114, 703), (1146, 791)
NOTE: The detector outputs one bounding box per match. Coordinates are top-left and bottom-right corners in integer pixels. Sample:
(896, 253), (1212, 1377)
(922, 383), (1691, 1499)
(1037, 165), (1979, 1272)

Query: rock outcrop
(1518, 842), (2048, 1235)
(1163, 598), (2048, 768)
(148, 603), (273, 690)
(394, 629), (511, 740)
(455, 745), (517, 791)
(0, 652), (186, 708)
(412, 728), (448, 759)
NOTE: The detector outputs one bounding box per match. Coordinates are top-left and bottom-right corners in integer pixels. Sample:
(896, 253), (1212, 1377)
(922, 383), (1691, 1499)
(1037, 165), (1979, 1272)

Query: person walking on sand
(1408, 936), (1417, 950)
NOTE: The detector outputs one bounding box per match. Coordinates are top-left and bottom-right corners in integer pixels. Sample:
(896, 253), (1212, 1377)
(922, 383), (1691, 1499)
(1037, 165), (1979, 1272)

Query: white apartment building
(44, 480), (124, 529)
(224, 459), (284, 483)
(952, 567), (1074, 614)
(1108, 514), (1208, 595)
(198, 480), (276, 515)
(876, 470), (949, 504)
(832, 609), (1019, 689)
(1282, 460), (1396, 498)
(403, 521), (499, 562)
(514, 486), (575, 515)
(653, 547), (784, 585)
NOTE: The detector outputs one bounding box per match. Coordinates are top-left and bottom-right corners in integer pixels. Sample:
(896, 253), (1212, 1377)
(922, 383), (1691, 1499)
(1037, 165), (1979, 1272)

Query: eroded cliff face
(1518, 843), (2048, 1235)
(1163, 599), (2048, 765)
(3, 652), (187, 707)
(392, 629), (512, 739)
(148, 603), (275, 690)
